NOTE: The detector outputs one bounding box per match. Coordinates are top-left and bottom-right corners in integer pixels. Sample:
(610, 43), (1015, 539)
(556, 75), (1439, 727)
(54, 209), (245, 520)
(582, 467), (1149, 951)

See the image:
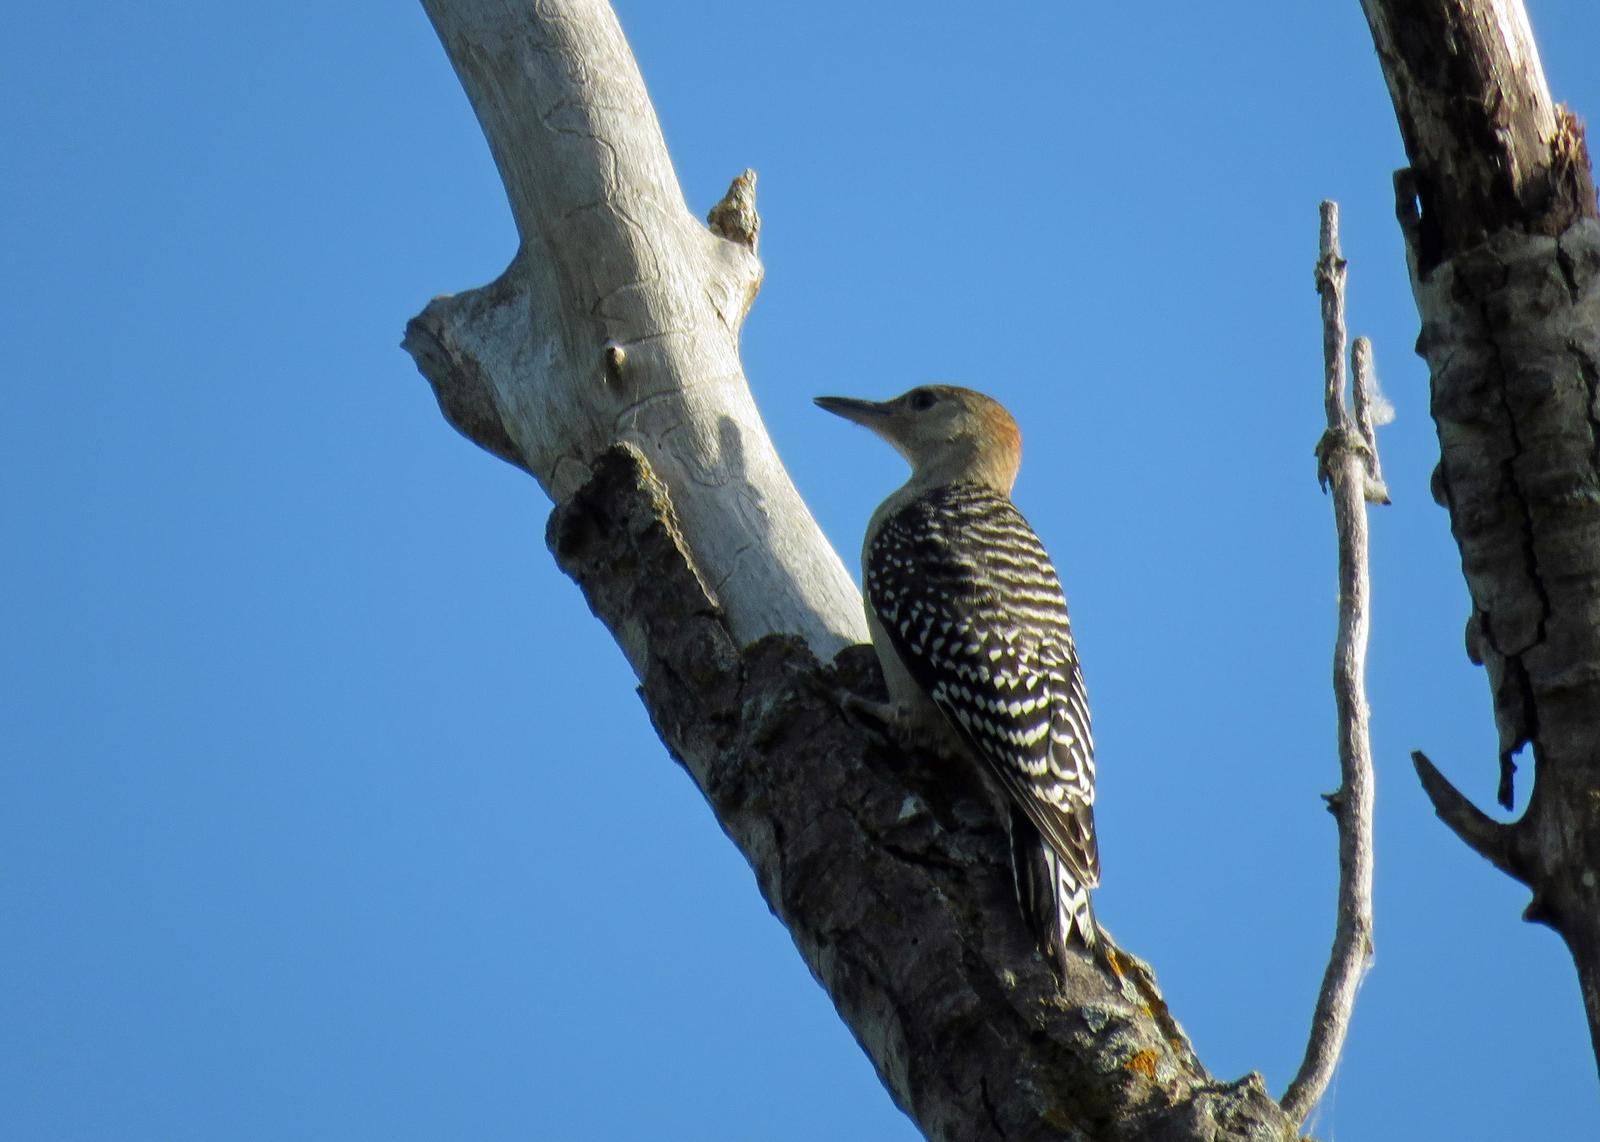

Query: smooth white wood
(410, 0), (866, 655)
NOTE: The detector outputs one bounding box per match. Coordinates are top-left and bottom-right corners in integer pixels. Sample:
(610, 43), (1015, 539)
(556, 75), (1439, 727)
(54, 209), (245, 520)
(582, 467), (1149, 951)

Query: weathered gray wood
(404, 0), (863, 656)
(1359, 0), (1600, 1080)
(1281, 204), (1382, 1126)
(403, 1), (1302, 1135)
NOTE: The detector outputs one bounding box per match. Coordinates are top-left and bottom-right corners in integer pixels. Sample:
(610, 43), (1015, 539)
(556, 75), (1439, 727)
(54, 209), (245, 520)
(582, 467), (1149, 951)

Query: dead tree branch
(404, 0), (860, 655)
(1359, 0), (1600, 1080)
(1282, 202), (1382, 1125)
(548, 444), (1292, 1141)
(403, 0), (1300, 1136)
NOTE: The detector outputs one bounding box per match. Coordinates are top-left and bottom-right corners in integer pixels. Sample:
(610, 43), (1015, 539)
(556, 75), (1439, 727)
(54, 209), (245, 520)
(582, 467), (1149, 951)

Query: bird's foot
(835, 691), (900, 748)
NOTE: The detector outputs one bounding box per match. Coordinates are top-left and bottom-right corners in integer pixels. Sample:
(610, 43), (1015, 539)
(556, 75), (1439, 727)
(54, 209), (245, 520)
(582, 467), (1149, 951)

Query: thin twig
(1351, 338), (1390, 504)
(1282, 201), (1382, 1126)
(1316, 202), (1349, 447)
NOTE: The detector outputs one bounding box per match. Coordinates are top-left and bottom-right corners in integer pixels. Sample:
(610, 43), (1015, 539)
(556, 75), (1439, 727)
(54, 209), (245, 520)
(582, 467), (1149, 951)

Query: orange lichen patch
(1103, 945), (1127, 979)
(1124, 1049), (1161, 1080)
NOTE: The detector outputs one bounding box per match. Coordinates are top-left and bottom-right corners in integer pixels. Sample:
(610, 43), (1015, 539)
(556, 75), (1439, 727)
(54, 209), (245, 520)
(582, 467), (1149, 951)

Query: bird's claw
(835, 690), (899, 747)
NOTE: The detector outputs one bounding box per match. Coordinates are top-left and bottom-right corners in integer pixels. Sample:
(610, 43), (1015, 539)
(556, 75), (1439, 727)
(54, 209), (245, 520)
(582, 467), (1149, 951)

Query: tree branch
(406, 0), (862, 656)
(547, 443), (1295, 1140)
(405, 0), (1302, 1135)
(1361, 0), (1600, 1083)
(1358, 0), (1595, 274)
(1282, 202), (1381, 1126)
(1410, 750), (1524, 882)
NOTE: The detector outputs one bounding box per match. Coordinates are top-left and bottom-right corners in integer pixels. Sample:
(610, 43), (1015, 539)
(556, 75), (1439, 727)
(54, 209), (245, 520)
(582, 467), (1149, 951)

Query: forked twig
(1282, 201), (1384, 1125)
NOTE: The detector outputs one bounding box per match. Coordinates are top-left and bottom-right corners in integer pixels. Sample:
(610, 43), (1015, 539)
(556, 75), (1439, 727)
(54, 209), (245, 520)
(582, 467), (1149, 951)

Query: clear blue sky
(4, 2), (1597, 1138)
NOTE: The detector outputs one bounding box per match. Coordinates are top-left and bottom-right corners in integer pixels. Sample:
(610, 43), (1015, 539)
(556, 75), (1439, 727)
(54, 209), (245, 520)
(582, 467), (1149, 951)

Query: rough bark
(404, 0), (1300, 1136)
(549, 444), (1293, 1141)
(1359, 0), (1600, 1077)
(1361, 0), (1595, 276)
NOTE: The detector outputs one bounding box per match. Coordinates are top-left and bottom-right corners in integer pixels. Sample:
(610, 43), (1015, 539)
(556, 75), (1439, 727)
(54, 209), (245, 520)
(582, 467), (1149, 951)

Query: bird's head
(814, 384), (1022, 493)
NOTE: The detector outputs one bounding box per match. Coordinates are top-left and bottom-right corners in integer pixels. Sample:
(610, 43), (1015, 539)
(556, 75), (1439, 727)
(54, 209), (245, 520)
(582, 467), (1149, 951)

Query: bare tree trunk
(1358, 0), (1600, 1078)
(403, 1), (1299, 1137)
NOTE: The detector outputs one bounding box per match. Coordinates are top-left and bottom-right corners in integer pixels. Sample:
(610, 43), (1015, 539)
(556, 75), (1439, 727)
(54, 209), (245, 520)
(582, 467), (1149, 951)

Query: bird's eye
(909, 389), (937, 412)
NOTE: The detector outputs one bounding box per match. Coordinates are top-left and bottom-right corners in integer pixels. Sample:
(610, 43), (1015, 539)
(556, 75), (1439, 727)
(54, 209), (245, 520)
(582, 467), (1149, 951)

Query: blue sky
(4, 2), (1598, 1138)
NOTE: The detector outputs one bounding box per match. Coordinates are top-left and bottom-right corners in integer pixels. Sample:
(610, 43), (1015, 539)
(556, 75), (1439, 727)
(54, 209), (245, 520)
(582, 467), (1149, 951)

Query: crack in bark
(1471, 276), (1549, 808)
(1572, 344), (1600, 514)
(1368, 6), (1600, 1083)
(979, 1075), (1008, 1138)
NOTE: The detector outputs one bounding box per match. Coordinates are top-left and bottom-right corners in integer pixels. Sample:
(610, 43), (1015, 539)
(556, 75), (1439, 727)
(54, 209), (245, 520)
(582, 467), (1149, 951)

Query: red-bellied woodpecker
(816, 384), (1099, 973)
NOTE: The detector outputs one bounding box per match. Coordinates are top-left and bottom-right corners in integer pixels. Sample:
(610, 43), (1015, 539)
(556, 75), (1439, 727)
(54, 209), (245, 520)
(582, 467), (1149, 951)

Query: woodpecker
(816, 384), (1099, 972)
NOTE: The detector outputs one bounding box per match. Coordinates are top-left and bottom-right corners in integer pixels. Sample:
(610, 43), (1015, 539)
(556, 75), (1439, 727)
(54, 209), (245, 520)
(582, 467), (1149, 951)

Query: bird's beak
(814, 395), (892, 427)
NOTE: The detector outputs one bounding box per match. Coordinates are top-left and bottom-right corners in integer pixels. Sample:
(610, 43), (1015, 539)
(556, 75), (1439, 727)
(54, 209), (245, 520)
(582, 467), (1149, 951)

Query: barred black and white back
(866, 481), (1099, 965)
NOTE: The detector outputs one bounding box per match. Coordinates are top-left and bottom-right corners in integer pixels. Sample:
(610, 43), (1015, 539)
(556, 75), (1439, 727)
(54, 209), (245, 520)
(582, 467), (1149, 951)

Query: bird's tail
(1010, 808), (1097, 976)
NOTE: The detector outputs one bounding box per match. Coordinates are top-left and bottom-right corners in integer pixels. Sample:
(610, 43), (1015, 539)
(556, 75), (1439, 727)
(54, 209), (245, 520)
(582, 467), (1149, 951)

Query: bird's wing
(866, 485), (1099, 889)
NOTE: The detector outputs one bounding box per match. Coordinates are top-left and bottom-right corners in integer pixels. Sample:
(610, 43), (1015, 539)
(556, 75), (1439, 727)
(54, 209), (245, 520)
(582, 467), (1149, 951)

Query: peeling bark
(1360, 0), (1595, 274)
(1360, 0), (1600, 1078)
